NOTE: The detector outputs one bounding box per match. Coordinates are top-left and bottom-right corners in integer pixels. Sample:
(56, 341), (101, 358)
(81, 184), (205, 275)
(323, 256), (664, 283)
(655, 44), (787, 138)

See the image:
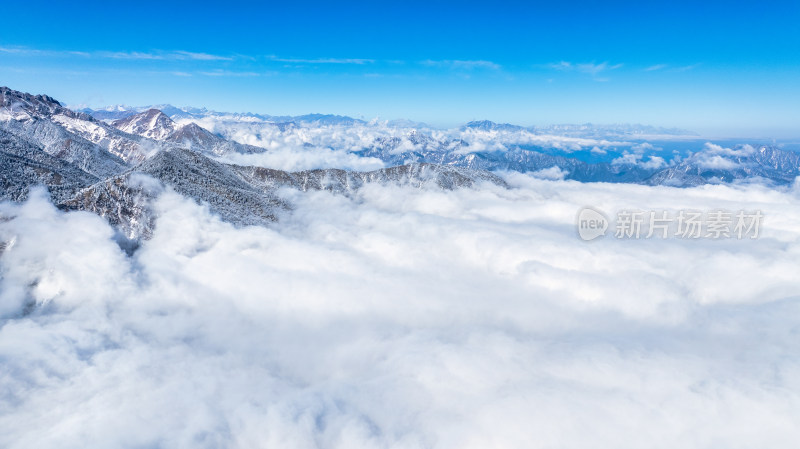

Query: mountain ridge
(2, 86), (800, 243)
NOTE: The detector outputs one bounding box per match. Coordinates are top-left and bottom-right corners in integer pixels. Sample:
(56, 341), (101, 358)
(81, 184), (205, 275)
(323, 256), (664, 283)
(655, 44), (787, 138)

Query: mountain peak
(0, 86), (65, 119)
(112, 108), (176, 140)
(462, 120), (528, 132)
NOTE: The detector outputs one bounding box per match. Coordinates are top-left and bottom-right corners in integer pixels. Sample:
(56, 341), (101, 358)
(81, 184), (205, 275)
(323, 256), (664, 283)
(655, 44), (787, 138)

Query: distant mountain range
(79, 104), (698, 137)
(460, 120), (698, 137)
(2, 86), (799, 241)
(63, 147), (506, 240)
(1, 87), (508, 241)
(79, 104), (366, 127)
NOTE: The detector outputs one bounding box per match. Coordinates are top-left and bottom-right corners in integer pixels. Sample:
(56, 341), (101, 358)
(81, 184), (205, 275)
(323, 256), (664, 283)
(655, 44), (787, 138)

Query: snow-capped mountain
(0, 87), (131, 175)
(646, 144), (800, 186)
(461, 120), (529, 132)
(4, 86), (800, 242)
(536, 123), (699, 138)
(1, 87), (510, 241)
(360, 136), (654, 183)
(62, 147), (507, 240)
(3, 89), (268, 165)
(78, 100), (799, 187)
(73, 104), (138, 121)
(108, 108), (267, 156)
(461, 120), (697, 137)
(81, 104), (367, 127)
(1, 87), (161, 164)
(112, 108), (177, 140)
(0, 128), (100, 203)
(363, 132), (800, 185)
(163, 122), (265, 156)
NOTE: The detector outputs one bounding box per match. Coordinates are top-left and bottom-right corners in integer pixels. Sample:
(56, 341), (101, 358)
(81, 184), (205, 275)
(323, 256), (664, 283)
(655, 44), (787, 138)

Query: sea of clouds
(175, 117), (636, 172)
(1, 176), (800, 448)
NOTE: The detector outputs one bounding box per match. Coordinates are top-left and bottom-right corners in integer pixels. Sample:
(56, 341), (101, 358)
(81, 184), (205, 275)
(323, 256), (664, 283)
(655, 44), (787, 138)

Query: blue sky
(1, 0), (798, 136)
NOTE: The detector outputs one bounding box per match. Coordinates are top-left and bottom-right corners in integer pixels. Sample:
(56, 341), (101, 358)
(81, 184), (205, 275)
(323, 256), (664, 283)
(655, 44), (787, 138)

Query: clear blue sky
(1, 0), (798, 136)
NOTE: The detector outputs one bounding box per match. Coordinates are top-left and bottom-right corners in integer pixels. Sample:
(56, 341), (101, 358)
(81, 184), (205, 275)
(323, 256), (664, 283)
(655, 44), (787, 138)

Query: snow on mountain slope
(4, 85), (799, 214)
(62, 148), (508, 240)
(0, 87), (63, 118)
(1, 87), (158, 164)
(103, 107), (266, 156)
(74, 104), (137, 121)
(162, 112), (800, 185)
(165, 122), (265, 156)
(646, 144), (800, 186)
(0, 129), (100, 203)
(48, 113), (160, 163)
(112, 109), (176, 140)
(3, 88), (260, 166)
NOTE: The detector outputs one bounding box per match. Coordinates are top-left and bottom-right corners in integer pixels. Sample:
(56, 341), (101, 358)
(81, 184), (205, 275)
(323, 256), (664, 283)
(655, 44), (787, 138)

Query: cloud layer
(1, 178), (800, 448)
(179, 117), (634, 172)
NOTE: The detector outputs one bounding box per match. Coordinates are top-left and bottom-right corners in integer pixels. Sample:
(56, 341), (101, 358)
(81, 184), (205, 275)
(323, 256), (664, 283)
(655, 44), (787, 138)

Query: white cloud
(198, 70), (263, 77)
(576, 62), (623, 76)
(0, 46), (234, 62)
(632, 142), (662, 153)
(530, 166), (568, 180)
(270, 57), (375, 65)
(96, 50), (234, 61)
(549, 61), (573, 70)
(644, 64), (667, 71)
(692, 143), (755, 171)
(550, 61), (623, 77)
(674, 63), (700, 72)
(622, 143), (667, 169)
(612, 151), (640, 165)
(422, 59), (501, 70)
(590, 146), (607, 155)
(1, 178), (799, 448)
(640, 155), (667, 169)
(171, 50), (233, 61)
(174, 117), (631, 166)
(703, 142), (755, 157)
(613, 149), (666, 169)
(218, 148), (385, 172)
(696, 154), (740, 170)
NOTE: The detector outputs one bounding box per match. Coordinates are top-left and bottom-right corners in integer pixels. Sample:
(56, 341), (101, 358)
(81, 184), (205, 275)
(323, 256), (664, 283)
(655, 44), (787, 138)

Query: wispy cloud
(548, 61), (574, 71)
(673, 63), (700, 72)
(549, 61), (623, 75)
(578, 62), (623, 76)
(0, 46), (233, 61)
(97, 50), (233, 61)
(644, 63), (699, 72)
(548, 61), (623, 80)
(422, 59), (501, 70)
(0, 46), (30, 54)
(96, 51), (165, 60)
(270, 57), (375, 65)
(199, 70), (265, 77)
(1, 46), (501, 73)
(644, 64), (668, 71)
(172, 51), (232, 61)
(0, 46), (90, 58)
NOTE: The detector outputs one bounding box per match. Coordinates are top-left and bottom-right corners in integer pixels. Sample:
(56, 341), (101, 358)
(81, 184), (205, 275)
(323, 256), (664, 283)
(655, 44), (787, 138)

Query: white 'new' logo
(577, 207), (608, 241)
